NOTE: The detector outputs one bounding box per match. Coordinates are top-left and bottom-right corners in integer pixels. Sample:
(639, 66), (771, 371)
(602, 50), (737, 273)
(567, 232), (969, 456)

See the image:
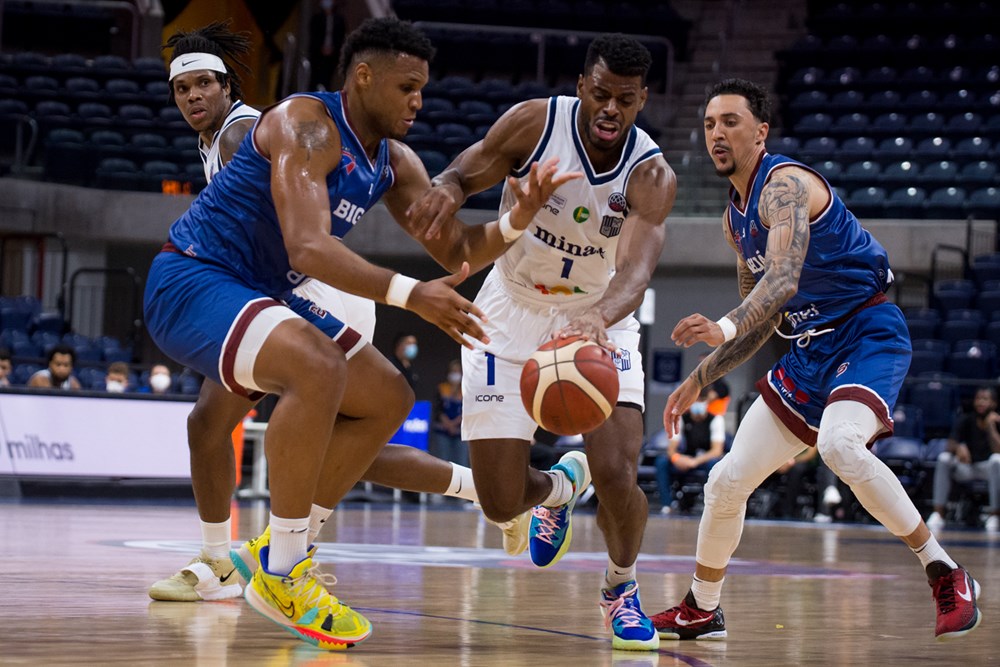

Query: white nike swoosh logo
(957, 579), (973, 602)
(673, 615), (697, 627)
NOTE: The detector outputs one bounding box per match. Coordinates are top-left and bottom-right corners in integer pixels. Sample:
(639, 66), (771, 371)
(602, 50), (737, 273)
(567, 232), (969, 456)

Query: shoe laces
(601, 586), (646, 629)
(932, 573), (956, 614)
(530, 506), (563, 545)
(286, 565), (343, 615)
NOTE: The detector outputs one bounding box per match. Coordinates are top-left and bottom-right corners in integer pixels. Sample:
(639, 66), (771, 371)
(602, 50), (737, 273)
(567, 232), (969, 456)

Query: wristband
(386, 273), (419, 308)
(497, 211), (524, 244)
(716, 316), (737, 342)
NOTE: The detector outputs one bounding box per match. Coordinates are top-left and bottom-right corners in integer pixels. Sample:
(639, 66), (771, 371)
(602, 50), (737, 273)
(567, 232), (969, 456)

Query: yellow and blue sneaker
(244, 546), (372, 650)
(528, 450), (591, 568)
(231, 526), (270, 586)
(600, 580), (660, 651)
(232, 526), (317, 586)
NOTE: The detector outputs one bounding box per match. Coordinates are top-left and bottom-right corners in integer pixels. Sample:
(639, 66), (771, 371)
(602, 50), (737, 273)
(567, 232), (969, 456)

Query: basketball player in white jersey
(150, 22), (540, 603)
(409, 34), (676, 650)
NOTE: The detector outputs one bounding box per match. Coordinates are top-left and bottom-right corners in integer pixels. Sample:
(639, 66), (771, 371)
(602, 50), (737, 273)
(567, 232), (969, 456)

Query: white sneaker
(149, 551), (243, 601)
(822, 485), (842, 507)
(493, 511), (530, 556)
(813, 513), (832, 523)
(926, 511), (946, 535)
(985, 515), (999, 533)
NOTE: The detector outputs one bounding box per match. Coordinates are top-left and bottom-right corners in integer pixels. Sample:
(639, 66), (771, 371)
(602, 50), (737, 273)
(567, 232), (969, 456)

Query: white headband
(169, 52), (227, 81)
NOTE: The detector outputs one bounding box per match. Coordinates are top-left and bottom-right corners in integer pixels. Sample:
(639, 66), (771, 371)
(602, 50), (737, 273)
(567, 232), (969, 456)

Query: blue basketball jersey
(168, 91), (395, 298)
(727, 152), (892, 334)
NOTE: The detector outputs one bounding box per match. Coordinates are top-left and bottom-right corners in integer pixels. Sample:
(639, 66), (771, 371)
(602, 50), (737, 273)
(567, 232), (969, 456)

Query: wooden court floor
(0, 499), (996, 666)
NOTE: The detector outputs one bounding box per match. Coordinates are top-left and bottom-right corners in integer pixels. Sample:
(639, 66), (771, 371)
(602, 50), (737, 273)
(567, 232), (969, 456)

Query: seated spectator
(655, 386), (726, 513)
(141, 363), (174, 394)
(432, 359), (467, 467)
(104, 361), (131, 393)
(927, 386), (1000, 534)
(0, 347), (11, 387)
(770, 445), (844, 522)
(28, 344), (81, 389)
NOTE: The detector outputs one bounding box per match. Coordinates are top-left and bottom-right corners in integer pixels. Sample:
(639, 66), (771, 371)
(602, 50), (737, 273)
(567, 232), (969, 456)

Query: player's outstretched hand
(407, 262), (489, 348)
(664, 376), (700, 438)
(671, 313), (727, 348)
(506, 157), (583, 234)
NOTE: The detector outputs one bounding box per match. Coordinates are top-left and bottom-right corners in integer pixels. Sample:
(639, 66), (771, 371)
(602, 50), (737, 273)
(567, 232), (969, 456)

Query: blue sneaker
(600, 581), (660, 651)
(529, 450), (591, 568)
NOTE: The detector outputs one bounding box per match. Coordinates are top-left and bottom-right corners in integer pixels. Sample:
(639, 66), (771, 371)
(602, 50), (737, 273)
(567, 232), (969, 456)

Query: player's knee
(478, 495), (520, 524)
(817, 421), (876, 485)
(704, 459), (752, 516)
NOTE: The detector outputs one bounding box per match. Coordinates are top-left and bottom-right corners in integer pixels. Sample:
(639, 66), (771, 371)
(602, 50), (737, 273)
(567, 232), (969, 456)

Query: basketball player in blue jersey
(409, 35), (676, 651)
(145, 18), (578, 650)
(649, 79), (981, 642)
(150, 22), (498, 606)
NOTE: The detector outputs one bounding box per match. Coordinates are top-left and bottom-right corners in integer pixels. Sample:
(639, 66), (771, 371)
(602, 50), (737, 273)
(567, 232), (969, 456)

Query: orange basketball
(520, 335), (619, 436)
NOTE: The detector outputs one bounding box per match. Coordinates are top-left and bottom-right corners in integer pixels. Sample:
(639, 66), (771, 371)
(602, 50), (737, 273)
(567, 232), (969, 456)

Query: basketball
(519, 335), (619, 436)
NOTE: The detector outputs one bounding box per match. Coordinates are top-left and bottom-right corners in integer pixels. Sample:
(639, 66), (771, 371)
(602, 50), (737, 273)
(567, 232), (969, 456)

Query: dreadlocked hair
(163, 20), (252, 102)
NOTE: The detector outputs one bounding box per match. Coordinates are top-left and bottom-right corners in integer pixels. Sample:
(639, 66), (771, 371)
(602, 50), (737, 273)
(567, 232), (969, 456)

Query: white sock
(267, 513), (310, 576)
(605, 557), (637, 589)
(911, 535), (958, 571)
(691, 575), (724, 611)
(445, 464), (479, 503)
(541, 469), (572, 506)
(308, 504), (333, 543)
(200, 518), (231, 559)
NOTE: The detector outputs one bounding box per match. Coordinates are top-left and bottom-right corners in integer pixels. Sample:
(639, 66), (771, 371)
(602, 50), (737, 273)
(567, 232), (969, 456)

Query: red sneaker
(930, 565), (982, 641)
(650, 590), (727, 640)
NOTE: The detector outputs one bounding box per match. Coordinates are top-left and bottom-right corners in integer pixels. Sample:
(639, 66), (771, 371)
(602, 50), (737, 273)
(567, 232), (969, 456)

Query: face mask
(403, 343), (418, 360)
(150, 373), (171, 392)
(690, 401), (708, 417)
(448, 372), (462, 384)
(106, 380), (126, 393)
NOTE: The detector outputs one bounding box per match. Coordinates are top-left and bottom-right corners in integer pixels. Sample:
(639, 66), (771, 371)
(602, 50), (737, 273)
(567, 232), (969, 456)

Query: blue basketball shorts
(756, 300), (911, 446)
(144, 250), (361, 399)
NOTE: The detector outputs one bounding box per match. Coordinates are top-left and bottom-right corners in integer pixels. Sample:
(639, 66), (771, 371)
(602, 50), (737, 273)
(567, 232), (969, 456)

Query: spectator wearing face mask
(432, 359), (467, 468)
(655, 386), (727, 513)
(145, 364), (174, 394)
(0, 347), (12, 387)
(390, 332), (419, 390)
(105, 361), (131, 393)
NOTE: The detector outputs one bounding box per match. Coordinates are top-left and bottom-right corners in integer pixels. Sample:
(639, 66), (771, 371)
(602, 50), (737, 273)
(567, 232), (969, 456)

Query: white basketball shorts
(293, 278), (377, 343)
(461, 273), (644, 442)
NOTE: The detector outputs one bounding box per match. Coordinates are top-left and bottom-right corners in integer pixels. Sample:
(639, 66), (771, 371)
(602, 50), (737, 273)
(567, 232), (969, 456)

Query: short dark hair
(584, 34), (652, 85)
(975, 385), (997, 401)
(705, 78), (772, 124)
(339, 17), (434, 79)
(164, 20), (252, 103)
(47, 344), (75, 364)
(0, 346), (10, 362)
(393, 332), (416, 348)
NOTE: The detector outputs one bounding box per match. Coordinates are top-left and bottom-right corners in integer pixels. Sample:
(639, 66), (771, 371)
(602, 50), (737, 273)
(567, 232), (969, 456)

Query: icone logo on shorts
(572, 206), (590, 223)
(475, 394), (504, 402)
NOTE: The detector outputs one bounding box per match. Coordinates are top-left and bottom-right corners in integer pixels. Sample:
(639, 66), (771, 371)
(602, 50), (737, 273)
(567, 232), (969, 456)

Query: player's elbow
(286, 242), (325, 278)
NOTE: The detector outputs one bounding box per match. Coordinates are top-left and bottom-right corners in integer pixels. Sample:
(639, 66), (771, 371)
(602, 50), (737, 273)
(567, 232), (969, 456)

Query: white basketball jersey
(494, 96), (661, 307)
(199, 100), (261, 182)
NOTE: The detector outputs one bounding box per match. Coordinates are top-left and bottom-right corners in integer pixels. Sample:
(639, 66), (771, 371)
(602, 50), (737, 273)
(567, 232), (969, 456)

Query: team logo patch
(309, 304), (328, 318)
(614, 349), (630, 372)
(608, 192), (628, 213)
(836, 362), (850, 377)
(572, 206), (590, 223)
(342, 148), (356, 175)
(600, 215), (623, 238)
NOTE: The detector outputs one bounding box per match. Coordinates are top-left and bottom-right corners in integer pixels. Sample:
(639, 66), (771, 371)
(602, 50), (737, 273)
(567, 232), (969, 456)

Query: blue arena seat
(951, 136), (991, 160)
(877, 136), (915, 160)
(939, 316), (982, 347)
(879, 160), (920, 187)
(924, 187), (966, 219)
(883, 186), (926, 218)
(965, 187), (1000, 219)
(891, 404), (925, 441)
(916, 161), (958, 187)
(907, 373), (959, 436)
(933, 280), (977, 312)
(840, 160), (881, 188)
(960, 160), (997, 185)
(845, 186), (886, 219)
(947, 339), (997, 382)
